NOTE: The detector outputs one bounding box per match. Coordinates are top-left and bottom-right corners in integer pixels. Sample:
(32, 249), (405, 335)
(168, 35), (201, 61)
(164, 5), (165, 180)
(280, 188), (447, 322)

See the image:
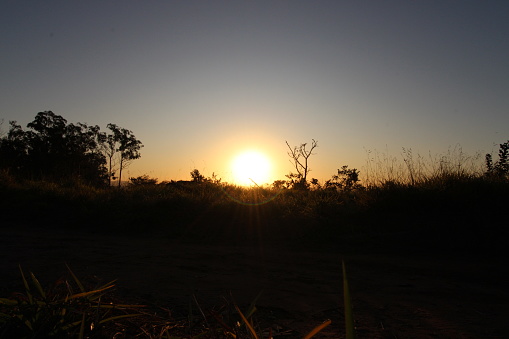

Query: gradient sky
(2, 1), (509, 185)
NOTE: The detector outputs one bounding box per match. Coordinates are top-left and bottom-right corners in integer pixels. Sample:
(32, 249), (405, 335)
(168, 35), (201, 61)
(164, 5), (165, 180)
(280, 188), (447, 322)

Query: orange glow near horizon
(231, 150), (272, 186)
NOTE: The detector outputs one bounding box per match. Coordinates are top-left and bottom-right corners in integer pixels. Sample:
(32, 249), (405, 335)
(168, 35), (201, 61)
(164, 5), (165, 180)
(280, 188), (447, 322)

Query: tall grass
(363, 145), (486, 187)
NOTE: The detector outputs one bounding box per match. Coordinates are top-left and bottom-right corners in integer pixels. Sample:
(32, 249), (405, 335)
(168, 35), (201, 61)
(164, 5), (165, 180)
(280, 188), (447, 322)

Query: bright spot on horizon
(231, 151), (272, 186)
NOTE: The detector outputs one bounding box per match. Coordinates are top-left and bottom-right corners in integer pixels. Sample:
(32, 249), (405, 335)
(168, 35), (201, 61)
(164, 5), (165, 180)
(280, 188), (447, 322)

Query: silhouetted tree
(272, 179), (289, 190)
(100, 130), (118, 186)
(285, 139), (318, 189)
(0, 121), (29, 175)
(106, 124), (143, 187)
(190, 169), (206, 183)
(0, 111), (107, 185)
(486, 140), (509, 178)
(0, 111), (142, 187)
(325, 165), (362, 191)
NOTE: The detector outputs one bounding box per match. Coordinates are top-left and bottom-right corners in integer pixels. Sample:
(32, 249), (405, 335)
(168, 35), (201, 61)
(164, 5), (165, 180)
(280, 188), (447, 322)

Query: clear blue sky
(2, 1), (508, 184)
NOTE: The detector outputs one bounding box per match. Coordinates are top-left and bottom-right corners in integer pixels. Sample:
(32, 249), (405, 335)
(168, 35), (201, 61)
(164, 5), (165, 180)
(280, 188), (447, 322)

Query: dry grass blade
(235, 304), (259, 339)
(302, 319), (331, 339)
(65, 284), (115, 300)
(192, 293), (209, 327)
(78, 313), (86, 339)
(99, 313), (144, 324)
(209, 310), (235, 333)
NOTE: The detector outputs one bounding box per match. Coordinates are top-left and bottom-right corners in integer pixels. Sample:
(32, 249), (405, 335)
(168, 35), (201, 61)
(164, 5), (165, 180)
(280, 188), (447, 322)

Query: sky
(2, 1), (509, 185)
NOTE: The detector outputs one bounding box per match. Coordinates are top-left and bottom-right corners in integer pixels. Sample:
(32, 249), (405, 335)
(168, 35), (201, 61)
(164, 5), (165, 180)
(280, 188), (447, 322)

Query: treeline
(0, 111), (142, 186)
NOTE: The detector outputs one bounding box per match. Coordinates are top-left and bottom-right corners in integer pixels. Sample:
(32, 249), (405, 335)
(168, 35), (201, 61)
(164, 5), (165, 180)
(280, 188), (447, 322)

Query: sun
(231, 151), (272, 186)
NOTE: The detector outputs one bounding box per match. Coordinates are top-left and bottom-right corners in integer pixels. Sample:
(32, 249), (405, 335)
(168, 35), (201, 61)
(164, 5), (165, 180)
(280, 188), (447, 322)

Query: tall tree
(106, 124), (143, 187)
(0, 111), (142, 186)
(0, 111), (108, 185)
(0, 121), (29, 175)
(100, 131), (119, 186)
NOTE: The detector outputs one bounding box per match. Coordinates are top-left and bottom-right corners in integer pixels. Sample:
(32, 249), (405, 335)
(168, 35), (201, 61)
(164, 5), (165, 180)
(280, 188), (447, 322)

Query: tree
(0, 121), (29, 175)
(0, 119), (5, 137)
(0, 111), (107, 185)
(190, 169), (206, 183)
(105, 124), (143, 187)
(325, 165), (362, 191)
(285, 139), (318, 189)
(486, 140), (509, 178)
(0, 111), (142, 187)
(100, 130), (119, 186)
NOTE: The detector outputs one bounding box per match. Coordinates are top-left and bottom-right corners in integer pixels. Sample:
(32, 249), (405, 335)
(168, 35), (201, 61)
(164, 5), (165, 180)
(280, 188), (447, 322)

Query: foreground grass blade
(19, 266), (33, 304)
(342, 260), (356, 339)
(245, 290), (263, 319)
(235, 304), (259, 339)
(192, 294), (209, 327)
(78, 313), (86, 339)
(302, 319), (331, 339)
(66, 264), (86, 293)
(99, 313), (143, 324)
(29, 271), (46, 299)
(65, 284), (115, 300)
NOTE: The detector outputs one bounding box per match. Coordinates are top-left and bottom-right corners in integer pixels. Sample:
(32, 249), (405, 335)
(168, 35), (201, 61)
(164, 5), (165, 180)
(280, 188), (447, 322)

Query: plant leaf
(235, 304), (259, 339)
(66, 264), (85, 293)
(18, 266), (33, 305)
(245, 290), (263, 319)
(302, 319), (331, 339)
(342, 260), (356, 339)
(29, 271), (46, 299)
(98, 313), (143, 324)
(65, 284), (114, 301)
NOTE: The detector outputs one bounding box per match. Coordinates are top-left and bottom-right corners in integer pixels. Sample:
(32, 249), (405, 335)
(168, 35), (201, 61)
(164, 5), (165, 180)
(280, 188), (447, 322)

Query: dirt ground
(1, 226), (507, 338)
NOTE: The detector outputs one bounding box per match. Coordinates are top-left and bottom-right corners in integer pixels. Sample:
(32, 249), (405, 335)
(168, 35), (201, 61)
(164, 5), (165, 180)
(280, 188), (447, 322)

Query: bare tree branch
(285, 139), (318, 188)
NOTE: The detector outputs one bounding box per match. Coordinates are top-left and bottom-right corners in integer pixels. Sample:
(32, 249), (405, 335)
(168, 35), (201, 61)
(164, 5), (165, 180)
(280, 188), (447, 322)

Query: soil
(1, 226), (507, 338)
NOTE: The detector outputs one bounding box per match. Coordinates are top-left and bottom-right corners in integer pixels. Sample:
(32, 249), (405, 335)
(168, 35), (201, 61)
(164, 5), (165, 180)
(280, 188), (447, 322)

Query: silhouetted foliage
(190, 169), (206, 183)
(285, 139), (318, 190)
(129, 174), (158, 185)
(325, 165), (362, 191)
(105, 123), (143, 187)
(272, 179), (289, 190)
(0, 111), (142, 187)
(486, 141), (509, 178)
(284, 172), (307, 190)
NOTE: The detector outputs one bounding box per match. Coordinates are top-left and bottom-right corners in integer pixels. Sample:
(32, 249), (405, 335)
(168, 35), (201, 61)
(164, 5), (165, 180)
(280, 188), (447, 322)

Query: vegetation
(1, 118), (509, 337)
(0, 266), (142, 338)
(285, 139), (318, 190)
(0, 111), (143, 187)
(1, 141), (508, 252)
(1, 266), (340, 338)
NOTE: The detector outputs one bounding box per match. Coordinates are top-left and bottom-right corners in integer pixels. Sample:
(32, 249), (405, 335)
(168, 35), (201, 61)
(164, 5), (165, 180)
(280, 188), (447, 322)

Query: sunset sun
(231, 151), (272, 186)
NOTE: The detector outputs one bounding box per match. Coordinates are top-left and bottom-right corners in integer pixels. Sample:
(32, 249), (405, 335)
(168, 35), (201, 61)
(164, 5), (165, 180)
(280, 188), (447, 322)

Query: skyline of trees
(0, 111), (143, 186)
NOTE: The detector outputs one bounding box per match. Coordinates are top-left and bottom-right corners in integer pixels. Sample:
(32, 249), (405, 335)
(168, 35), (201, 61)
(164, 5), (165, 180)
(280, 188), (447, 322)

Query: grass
(1, 155), (508, 252)
(1, 267), (343, 338)
(1, 147), (508, 337)
(0, 266), (143, 338)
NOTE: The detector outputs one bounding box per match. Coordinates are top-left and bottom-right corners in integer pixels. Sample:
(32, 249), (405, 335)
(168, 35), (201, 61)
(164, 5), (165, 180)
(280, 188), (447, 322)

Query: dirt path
(1, 227), (507, 338)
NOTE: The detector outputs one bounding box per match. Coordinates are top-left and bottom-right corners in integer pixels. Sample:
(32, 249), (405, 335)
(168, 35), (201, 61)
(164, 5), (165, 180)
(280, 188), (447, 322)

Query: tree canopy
(0, 111), (142, 186)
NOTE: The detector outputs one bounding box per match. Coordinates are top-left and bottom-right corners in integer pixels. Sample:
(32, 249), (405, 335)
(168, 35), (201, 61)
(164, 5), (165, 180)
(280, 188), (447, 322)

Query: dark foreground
(1, 225), (507, 339)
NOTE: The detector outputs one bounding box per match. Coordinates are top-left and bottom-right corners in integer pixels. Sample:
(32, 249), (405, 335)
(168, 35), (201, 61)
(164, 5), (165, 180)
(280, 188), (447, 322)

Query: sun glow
(231, 151), (272, 186)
